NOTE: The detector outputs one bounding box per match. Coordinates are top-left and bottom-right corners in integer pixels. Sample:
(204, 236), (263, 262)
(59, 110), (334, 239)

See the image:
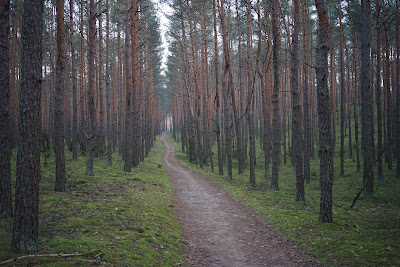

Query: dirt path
(161, 133), (320, 266)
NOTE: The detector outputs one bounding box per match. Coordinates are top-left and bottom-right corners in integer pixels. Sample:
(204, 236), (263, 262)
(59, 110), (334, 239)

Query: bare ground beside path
(160, 133), (321, 267)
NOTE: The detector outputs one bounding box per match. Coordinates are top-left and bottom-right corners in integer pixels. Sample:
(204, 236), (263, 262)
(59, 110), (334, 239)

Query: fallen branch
(0, 249), (101, 265)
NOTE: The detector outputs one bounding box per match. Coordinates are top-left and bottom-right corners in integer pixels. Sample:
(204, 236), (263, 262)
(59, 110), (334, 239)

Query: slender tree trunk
(247, 0), (255, 185)
(218, 0), (233, 180)
(54, 0), (66, 191)
(131, 0), (139, 168)
(361, 0), (373, 198)
(201, 0), (214, 172)
(292, 0), (304, 201)
(346, 47), (352, 159)
(383, 1), (392, 170)
(396, 0), (400, 178)
(235, 0), (245, 174)
(376, 0), (383, 183)
(86, 0), (96, 176)
(257, 0), (269, 179)
(213, 0), (223, 176)
(106, 0), (112, 166)
(0, 0), (12, 218)
(79, 0), (85, 152)
(302, 0), (311, 184)
(315, 0), (333, 223)
(70, 0), (77, 160)
(98, 0), (104, 160)
(271, 0), (281, 190)
(12, 0), (44, 252)
(339, 1), (345, 176)
(124, 3), (132, 172)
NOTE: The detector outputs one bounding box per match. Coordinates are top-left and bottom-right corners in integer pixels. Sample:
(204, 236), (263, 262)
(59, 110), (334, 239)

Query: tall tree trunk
(292, 0), (304, 201)
(54, 0), (66, 191)
(271, 0), (281, 190)
(383, 1), (392, 170)
(12, 0), (44, 252)
(0, 0), (12, 218)
(315, 0), (333, 223)
(86, 0), (96, 176)
(213, 0), (223, 176)
(186, 0), (203, 168)
(346, 47), (352, 159)
(218, 0), (233, 180)
(201, 0), (214, 172)
(257, 0), (269, 179)
(70, 0), (77, 160)
(123, 3), (132, 172)
(361, 0), (373, 198)
(396, 0), (400, 178)
(98, 0), (104, 160)
(235, 0), (245, 174)
(302, 0), (311, 184)
(105, 0), (112, 166)
(131, 0), (139, 168)
(79, 0), (85, 152)
(339, 0), (345, 176)
(376, 0), (383, 183)
(247, 0), (255, 185)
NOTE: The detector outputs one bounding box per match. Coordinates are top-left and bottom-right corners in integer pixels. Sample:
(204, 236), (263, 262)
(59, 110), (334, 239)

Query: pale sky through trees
(153, 0), (172, 74)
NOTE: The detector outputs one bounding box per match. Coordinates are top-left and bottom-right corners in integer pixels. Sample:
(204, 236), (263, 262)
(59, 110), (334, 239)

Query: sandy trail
(161, 133), (320, 266)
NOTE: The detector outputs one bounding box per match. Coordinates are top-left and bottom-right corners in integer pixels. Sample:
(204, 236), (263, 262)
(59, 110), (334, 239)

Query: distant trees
(167, 0), (400, 223)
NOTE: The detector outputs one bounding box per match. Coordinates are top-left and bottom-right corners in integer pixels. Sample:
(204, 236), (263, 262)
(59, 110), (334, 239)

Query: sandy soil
(161, 133), (321, 267)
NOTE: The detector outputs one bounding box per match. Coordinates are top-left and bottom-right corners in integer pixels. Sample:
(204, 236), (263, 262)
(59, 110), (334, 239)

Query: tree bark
(271, 0), (281, 190)
(70, 0), (77, 161)
(315, 0), (333, 223)
(376, 0), (383, 183)
(105, 0), (112, 166)
(361, 0), (373, 198)
(339, 0), (345, 177)
(213, 0), (223, 176)
(218, 0), (233, 181)
(54, 0), (66, 191)
(12, 0), (44, 252)
(247, 0), (255, 185)
(98, 0), (104, 160)
(396, 0), (400, 178)
(292, 0), (304, 201)
(383, 0), (392, 170)
(124, 3), (132, 172)
(302, 0), (311, 184)
(0, 0), (12, 218)
(86, 0), (96, 176)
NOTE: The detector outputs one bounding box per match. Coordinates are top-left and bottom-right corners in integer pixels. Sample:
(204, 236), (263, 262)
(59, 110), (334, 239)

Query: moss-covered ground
(0, 136), (183, 266)
(168, 131), (400, 266)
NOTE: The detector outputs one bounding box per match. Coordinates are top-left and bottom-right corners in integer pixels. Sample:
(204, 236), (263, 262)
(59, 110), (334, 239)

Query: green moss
(0, 136), (183, 266)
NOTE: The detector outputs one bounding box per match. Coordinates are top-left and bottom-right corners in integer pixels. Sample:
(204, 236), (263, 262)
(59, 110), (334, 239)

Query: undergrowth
(168, 131), (400, 266)
(0, 136), (183, 266)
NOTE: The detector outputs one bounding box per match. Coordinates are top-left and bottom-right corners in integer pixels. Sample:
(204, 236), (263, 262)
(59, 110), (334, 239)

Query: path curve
(161, 133), (320, 266)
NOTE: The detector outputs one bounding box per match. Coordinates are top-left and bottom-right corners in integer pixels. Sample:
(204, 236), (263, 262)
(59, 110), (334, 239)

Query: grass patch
(0, 136), (183, 266)
(168, 131), (400, 266)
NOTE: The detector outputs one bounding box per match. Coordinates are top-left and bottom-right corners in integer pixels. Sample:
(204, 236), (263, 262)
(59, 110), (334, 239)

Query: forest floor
(161, 133), (320, 266)
(0, 136), (183, 266)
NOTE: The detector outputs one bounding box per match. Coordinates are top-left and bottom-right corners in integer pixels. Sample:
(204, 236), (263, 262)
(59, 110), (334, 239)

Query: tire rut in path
(161, 133), (320, 267)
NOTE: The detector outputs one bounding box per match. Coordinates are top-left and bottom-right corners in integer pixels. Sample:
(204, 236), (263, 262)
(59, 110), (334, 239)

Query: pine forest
(0, 0), (399, 265)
